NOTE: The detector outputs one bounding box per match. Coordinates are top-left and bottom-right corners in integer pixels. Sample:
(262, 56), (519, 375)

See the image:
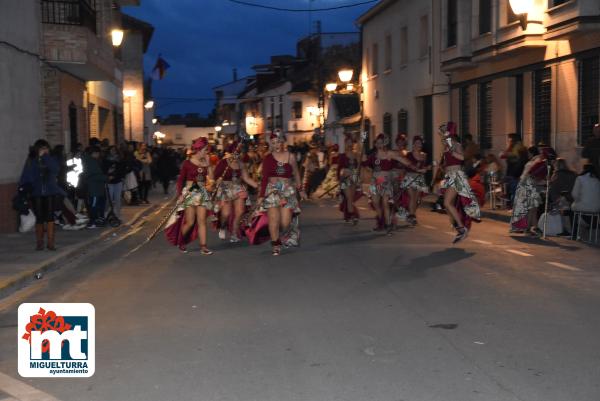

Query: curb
(0, 203), (160, 300)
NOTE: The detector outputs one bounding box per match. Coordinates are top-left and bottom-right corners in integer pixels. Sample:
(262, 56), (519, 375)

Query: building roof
(121, 13), (154, 53)
(356, 0), (397, 26)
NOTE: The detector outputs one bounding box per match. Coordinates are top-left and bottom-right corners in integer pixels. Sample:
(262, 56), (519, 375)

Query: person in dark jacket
(19, 139), (62, 250)
(156, 148), (176, 194)
(548, 158), (577, 205)
(104, 145), (126, 219)
(83, 146), (108, 228)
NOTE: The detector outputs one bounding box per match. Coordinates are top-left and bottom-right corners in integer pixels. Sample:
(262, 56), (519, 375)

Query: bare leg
(196, 207), (212, 254)
(408, 188), (418, 216)
(382, 195), (391, 226)
(372, 194), (383, 226)
(232, 197), (245, 237)
(444, 188), (463, 228)
(527, 208), (538, 231)
(180, 206), (197, 238)
(280, 207), (293, 232)
(220, 201), (232, 230)
(345, 187), (356, 215)
(268, 207), (280, 242)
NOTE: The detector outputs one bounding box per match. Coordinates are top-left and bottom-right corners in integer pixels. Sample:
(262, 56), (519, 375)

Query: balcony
(41, 0), (116, 81)
(544, 0), (600, 40)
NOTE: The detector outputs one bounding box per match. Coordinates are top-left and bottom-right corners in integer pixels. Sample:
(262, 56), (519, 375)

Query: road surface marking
(0, 372), (63, 401)
(473, 240), (493, 245)
(506, 249), (533, 257)
(546, 261), (581, 272)
(422, 225), (436, 229)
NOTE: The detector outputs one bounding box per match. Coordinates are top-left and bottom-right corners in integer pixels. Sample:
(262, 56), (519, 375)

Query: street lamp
(111, 29), (124, 47)
(325, 83), (338, 92)
(123, 89), (137, 141)
(144, 100), (154, 110)
(152, 118), (158, 124)
(338, 69), (354, 83)
(509, 0), (535, 29)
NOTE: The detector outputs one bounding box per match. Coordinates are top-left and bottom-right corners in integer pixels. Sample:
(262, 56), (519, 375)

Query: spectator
(156, 148), (176, 195)
(83, 146), (108, 228)
(104, 146), (126, 219)
(571, 164), (600, 213)
(548, 158), (577, 205)
(582, 123), (600, 174)
(500, 133), (528, 205)
(135, 143), (153, 203)
(462, 134), (481, 171)
(20, 139), (62, 250)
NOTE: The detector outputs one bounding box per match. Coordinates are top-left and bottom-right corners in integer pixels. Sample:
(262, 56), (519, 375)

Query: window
(398, 109), (408, 134)
(579, 56), (599, 145)
(372, 43), (379, 75)
(479, 0), (491, 34)
(447, 0), (457, 47)
(550, 0), (569, 7)
(384, 34), (392, 71)
(383, 113), (392, 144)
(292, 101), (303, 119)
(459, 86), (470, 141)
(419, 15), (429, 59)
(400, 27), (408, 65)
(478, 81), (492, 150)
(533, 67), (552, 146)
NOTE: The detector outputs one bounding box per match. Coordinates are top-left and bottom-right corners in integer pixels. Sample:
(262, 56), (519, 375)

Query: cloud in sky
(123, 0), (372, 117)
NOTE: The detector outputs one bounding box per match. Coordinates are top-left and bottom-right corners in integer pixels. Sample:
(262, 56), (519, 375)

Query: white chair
(487, 172), (508, 209)
(571, 211), (600, 243)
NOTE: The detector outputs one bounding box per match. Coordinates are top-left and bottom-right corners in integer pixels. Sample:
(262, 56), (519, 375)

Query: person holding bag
(19, 139), (62, 250)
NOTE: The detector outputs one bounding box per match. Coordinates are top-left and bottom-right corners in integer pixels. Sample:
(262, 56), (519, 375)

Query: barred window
(383, 113), (392, 145)
(447, 0), (458, 47)
(479, 0), (491, 34)
(478, 81), (492, 150)
(579, 56), (599, 145)
(398, 109), (408, 134)
(533, 67), (552, 146)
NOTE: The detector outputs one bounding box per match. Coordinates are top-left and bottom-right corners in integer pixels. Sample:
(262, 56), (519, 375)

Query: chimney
(233, 68), (238, 81)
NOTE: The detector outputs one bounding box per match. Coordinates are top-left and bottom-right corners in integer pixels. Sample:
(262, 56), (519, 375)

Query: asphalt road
(0, 198), (599, 401)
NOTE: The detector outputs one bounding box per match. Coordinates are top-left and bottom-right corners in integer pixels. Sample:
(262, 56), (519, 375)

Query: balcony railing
(41, 0), (97, 34)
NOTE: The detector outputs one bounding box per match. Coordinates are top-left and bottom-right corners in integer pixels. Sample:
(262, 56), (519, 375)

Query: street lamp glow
(123, 89), (137, 98)
(153, 131), (166, 139)
(144, 100), (154, 109)
(509, 0), (535, 15)
(215, 126), (222, 133)
(338, 69), (354, 83)
(325, 83), (338, 92)
(152, 118), (158, 124)
(346, 84), (354, 91)
(111, 29), (124, 47)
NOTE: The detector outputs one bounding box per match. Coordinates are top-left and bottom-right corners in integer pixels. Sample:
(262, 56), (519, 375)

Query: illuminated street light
(338, 69), (354, 83)
(152, 118), (158, 124)
(123, 89), (137, 98)
(509, 0), (535, 29)
(111, 29), (124, 47)
(325, 83), (338, 92)
(144, 100), (154, 109)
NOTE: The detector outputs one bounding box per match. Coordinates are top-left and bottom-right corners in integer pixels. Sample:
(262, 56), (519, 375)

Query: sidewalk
(0, 189), (171, 299)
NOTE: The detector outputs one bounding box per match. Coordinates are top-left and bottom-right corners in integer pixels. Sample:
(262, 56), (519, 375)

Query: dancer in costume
(258, 131), (305, 256)
(165, 137), (214, 254)
(509, 146), (546, 236)
(439, 122), (481, 244)
(338, 139), (362, 224)
(402, 136), (431, 226)
(214, 142), (258, 242)
(391, 134), (409, 223)
(319, 144), (340, 198)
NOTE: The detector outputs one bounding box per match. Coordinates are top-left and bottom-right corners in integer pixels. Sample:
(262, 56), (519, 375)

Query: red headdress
(396, 133), (407, 144)
(191, 137), (208, 153)
(225, 141), (239, 154)
(375, 133), (387, 144)
(331, 144), (339, 152)
(440, 121), (458, 138)
(412, 135), (424, 144)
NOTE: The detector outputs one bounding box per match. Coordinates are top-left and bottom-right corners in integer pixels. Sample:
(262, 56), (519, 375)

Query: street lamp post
(123, 89), (137, 142)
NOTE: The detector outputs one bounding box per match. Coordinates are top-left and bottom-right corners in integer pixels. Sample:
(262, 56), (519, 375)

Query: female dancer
(165, 137), (214, 254)
(338, 138), (362, 224)
(214, 142), (258, 242)
(509, 146), (545, 236)
(319, 144), (340, 198)
(258, 132), (305, 256)
(362, 134), (394, 232)
(391, 134), (409, 222)
(402, 136), (431, 226)
(440, 123), (481, 244)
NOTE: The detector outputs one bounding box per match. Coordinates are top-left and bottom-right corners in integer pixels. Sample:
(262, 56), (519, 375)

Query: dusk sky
(123, 0), (375, 118)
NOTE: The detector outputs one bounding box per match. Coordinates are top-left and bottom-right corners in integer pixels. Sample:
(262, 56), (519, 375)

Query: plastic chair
(571, 211), (600, 243)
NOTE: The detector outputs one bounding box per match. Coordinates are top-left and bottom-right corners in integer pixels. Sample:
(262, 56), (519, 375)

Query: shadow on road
(508, 235), (581, 251)
(384, 247), (475, 282)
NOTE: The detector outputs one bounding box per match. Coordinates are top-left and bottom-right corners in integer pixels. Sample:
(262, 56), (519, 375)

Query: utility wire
(226, 0), (377, 12)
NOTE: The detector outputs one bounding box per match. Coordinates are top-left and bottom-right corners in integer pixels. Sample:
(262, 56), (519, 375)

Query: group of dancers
(333, 121), (481, 244)
(162, 121), (483, 256)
